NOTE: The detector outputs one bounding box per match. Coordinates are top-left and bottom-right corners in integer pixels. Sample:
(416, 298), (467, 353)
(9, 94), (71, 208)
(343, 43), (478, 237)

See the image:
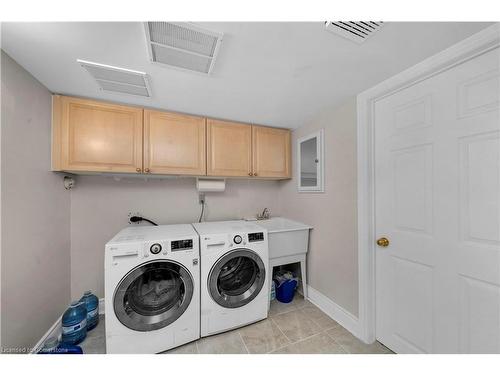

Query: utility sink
(255, 217), (312, 259)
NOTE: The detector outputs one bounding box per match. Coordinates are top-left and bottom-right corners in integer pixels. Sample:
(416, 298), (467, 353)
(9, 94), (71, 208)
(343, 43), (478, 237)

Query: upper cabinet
(206, 120), (291, 178)
(252, 125), (291, 178)
(52, 95), (143, 173)
(207, 119), (252, 177)
(52, 95), (291, 179)
(144, 110), (206, 176)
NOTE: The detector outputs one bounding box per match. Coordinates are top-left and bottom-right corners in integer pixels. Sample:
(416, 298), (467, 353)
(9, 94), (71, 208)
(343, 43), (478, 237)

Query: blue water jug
(61, 301), (87, 345)
(80, 290), (99, 331)
(276, 279), (298, 303)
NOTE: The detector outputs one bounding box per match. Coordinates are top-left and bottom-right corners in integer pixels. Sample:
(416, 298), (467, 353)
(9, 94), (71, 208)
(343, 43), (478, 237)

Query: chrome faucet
(257, 207), (270, 220)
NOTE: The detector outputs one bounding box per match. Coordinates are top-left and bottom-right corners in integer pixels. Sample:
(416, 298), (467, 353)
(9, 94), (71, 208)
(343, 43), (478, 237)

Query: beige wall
(279, 98), (358, 316)
(0, 51), (71, 350)
(70, 176), (282, 299)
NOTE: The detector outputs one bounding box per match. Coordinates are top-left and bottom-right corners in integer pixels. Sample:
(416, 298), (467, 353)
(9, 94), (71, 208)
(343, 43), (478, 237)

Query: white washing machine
(192, 220), (269, 337)
(104, 225), (200, 354)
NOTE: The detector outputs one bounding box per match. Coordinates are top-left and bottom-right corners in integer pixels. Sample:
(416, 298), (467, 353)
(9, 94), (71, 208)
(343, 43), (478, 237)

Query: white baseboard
(99, 298), (105, 316)
(31, 298), (106, 354)
(31, 314), (63, 354)
(307, 285), (361, 339)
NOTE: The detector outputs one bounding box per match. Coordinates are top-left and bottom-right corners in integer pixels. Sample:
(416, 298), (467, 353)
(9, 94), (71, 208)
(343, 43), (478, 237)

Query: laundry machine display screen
(248, 232), (264, 242)
(171, 239), (193, 251)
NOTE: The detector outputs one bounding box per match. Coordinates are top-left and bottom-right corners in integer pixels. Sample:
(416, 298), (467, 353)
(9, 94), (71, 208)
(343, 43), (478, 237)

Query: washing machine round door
(208, 249), (266, 308)
(113, 260), (194, 332)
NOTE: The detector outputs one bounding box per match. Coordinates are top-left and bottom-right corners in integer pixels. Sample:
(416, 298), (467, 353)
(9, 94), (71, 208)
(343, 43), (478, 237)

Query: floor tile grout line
(265, 317), (293, 353)
(269, 310), (329, 353)
(277, 306), (325, 336)
(269, 315), (298, 344)
(298, 309), (326, 331)
(268, 306), (297, 318)
(194, 340), (200, 354)
(324, 329), (352, 354)
(237, 331), (250, 354)
(324, 327), (389, 354)
(273, 299), (332, 333)
(268, 331), (343, 354)
(268, 297), (306, 318)
(295, 301), (341, 332)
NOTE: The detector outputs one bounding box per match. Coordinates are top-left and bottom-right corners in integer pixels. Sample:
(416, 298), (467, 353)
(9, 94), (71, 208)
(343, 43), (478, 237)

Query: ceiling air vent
(144, 22), (223, 74)
(325, 21), (384, 44)
(78, 60), (151, 97)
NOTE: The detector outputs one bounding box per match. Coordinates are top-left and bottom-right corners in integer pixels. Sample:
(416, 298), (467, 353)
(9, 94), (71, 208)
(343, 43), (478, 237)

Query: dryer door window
(113, 260), (194, 332)
(209, 249), (266, 308)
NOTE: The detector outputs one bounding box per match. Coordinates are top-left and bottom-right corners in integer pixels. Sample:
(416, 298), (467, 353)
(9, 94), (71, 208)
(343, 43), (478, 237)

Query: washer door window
(114, 260), (194, 332)
(209, 249), (266, 308)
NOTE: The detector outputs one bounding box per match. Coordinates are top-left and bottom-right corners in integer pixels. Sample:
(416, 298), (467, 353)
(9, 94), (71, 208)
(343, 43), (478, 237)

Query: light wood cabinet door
(143, 110), (206, 175)
(252, 125), (291, 178)
(207, 119), (252, 177)
(52, 95), (143, 173)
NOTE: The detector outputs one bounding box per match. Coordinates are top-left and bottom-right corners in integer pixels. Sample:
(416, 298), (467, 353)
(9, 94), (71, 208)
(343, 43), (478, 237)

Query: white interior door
(374, 47), (500, 354)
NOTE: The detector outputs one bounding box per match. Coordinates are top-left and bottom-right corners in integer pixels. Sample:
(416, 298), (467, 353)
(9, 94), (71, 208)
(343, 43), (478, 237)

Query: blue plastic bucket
(276, 279), (298, 303)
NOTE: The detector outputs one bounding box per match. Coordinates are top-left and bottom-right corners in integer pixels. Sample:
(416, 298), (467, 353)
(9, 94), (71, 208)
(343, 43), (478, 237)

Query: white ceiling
(1, 22), (493, 129)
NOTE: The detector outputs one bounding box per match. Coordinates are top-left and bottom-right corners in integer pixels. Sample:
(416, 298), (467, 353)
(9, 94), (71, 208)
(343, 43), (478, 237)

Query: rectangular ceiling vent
(144, 22), (223, 74)
(78, 60), (151, 97)
(325, 21), (384, 44)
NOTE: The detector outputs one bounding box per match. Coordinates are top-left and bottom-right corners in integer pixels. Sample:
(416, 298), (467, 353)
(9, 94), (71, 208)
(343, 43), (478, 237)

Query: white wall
(70, 176), (282, 299)
(279, 98), (359, 316)
(0, 51), (71, 350)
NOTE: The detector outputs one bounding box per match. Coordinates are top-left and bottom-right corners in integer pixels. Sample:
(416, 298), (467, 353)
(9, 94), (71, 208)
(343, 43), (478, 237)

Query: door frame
(356, 23), (500, 345)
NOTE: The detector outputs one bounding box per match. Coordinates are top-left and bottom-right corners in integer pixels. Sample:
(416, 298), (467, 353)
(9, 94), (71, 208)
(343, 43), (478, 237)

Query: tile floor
(80, 295), (393, 354)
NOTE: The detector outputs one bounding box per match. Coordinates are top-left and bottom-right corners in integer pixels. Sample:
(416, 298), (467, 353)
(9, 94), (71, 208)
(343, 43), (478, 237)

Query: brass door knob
(144, 168), (150, 173)
(136, 168), (141, 173)
(248, 172), (253, 176)
(253, 173), (258, 176)
(376, 237), (390, 247)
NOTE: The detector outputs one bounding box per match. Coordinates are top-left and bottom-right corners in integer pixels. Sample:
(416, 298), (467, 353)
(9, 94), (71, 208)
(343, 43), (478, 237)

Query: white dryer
(104, 225), (199, 354)
(192, 220), (269, 337)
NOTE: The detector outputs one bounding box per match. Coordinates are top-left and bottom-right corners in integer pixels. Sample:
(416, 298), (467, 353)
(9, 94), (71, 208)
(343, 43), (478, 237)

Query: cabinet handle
(144, 168), (150, 173)
(136, 168), (141, 173)
(248, 172), (253, 176)
(253, 173), (258, 176)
